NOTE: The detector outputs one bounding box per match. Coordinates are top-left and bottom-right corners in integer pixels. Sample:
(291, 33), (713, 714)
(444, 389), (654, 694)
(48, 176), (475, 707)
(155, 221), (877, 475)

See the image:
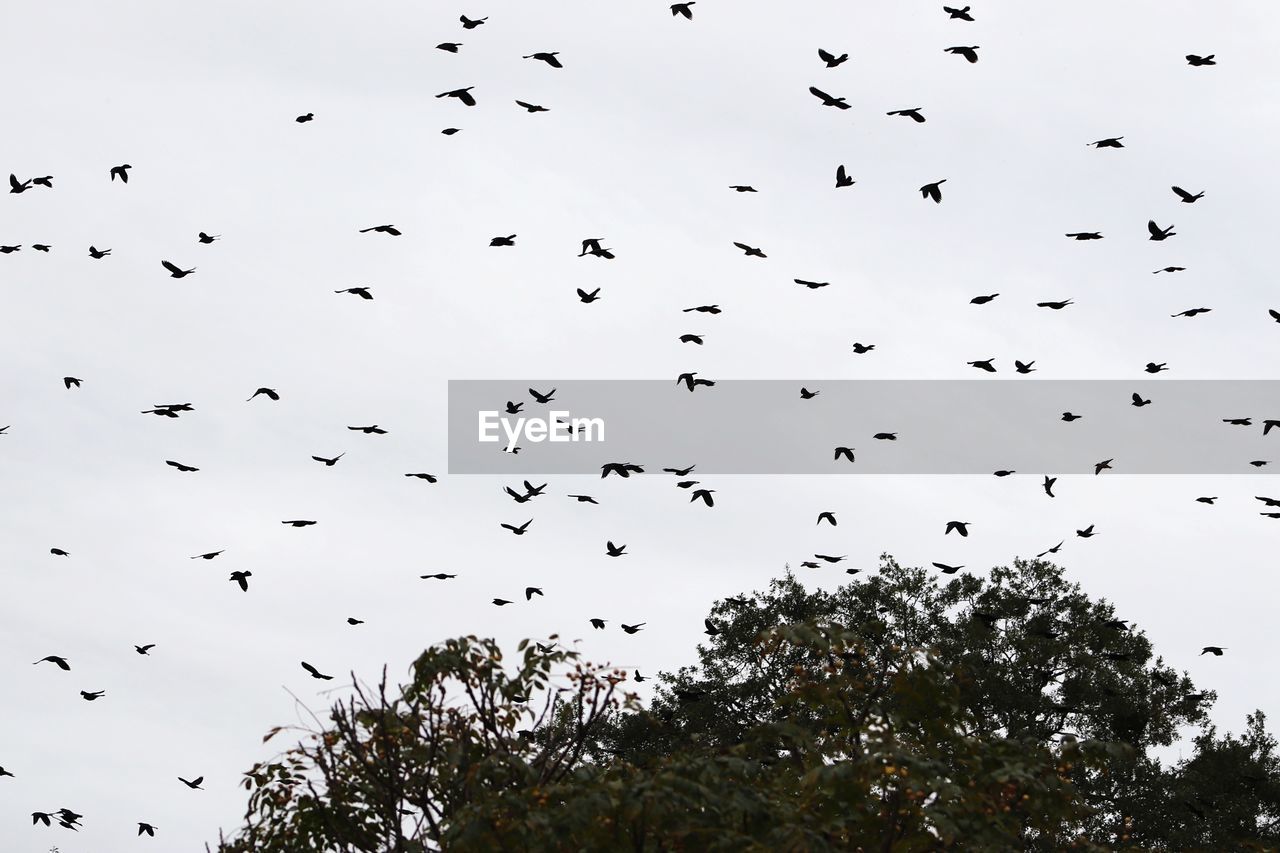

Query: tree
(214, 557), (1280, 851)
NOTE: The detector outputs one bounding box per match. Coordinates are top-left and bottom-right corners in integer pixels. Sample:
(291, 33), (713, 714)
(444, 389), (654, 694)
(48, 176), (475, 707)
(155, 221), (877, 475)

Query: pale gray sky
(3, 0), (1280, 849)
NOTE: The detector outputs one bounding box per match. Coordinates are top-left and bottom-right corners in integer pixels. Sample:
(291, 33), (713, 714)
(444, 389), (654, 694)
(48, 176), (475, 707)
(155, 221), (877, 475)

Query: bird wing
(1147, 220), (1161, 236)
(161, 260), (181, 274)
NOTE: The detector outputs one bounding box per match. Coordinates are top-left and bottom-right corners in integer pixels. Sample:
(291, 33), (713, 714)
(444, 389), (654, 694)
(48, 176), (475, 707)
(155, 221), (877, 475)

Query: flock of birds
(0, 2), (1269, 844)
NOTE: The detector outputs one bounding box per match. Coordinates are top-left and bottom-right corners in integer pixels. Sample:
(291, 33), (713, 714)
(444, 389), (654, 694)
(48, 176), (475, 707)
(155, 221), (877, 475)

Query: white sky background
(3, 0), (1280, 848)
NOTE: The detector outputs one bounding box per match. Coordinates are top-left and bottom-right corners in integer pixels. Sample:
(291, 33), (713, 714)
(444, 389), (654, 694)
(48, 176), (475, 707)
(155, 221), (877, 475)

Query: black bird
(501, 519), (533, 536)
(32, 812), (51, 826)
(944, 46), (980, 63)
(606, 541), (627, 557)
(1271, 309), (1280, 323)
(32, 176), (52, 188)
(51, 548), (70, 556)
(301, 662), (333, 680)
(229, 571), (251, 591)
(577, 287), (601, 303)
(1196, 497), (1218, 505)
(1145, 362), (1169, 373)
(1037, 299), (1073, 310)
(523, 586), (544, 601)
(198, 232), (220, 243)
(968, 359), (996, 373)
(568, 494), (599, 504)
(671, 3), (695, 20)
(932, 562), (964, 574)
(732, 241), (766, 258)
(0, 244), (20, 253)
(684, 304), (721, 314)
(1037, 541), (1064, 557)
(347, 618), (364, 625)
(63, 376), (81, 389)
(178, 776), (204, 789)
(800, 387), (820, 399)
(1172, 186), (1204, 203)
(664, 465), (696, 476)
(729, 185), (757, 192)
(690, 489), (715, 506)
(943, 5), (974, 20)
(579, 238), (615, 258)
(818, 48), (849, 68)
(851, 342), (875, 354)
(312, 454), (344, 466)
(110, 163), (132, 182)
(1132, 393), (1152, 407)
(634, 670), (646, 682)
(1089, 137), (1124, 148)
(8, 174), (31, 193)
(1200, 646), (1226, 656)
(421, 573), (457, 580)
(1095, 458), (1114, 475)
(491, 234), (517, 246)
(1077, 525), (1097, 538)
(88, 245), (111, 258)
(1148, 220), (1176, 241)
(817, 511), (837, 526)
(348, 424), (387, 434)
(835, 164), (855, 188)
(621, 623), (645, 634)
(679, 333), (705, 344)
(437, 42), (461, 52)
(81, 690), (105, 701)
(165, 461), (199, 472)
(295, 113), (314, 123)
(994, 470), (1015, 476)
(814, 554), (847, 563)
(281, 520), (317, 527)
(1062, 412), (1081, 421)
(834, 446), (855, 462)
(677, 371), (716, 390)
(809, 86), (851, 109)
(1186, 54), (1216, 66)
(32, 243), (51, 251)
(437, 87), (477, 107)
(1154, 267), (1186, 274)
(887, 108), (926, 123)
(590, 618), (606, 629)
(161, 260), (196, 278)
(406, 473), (438, 482)
(1172, 308), (1211, 318)
(874, 432), (897, 440)
(135, 644), (155, 655)
(515, 100), (549, 113)
(704, 618), (721, 636)
(1044, 476), (1057, 497)
(460, 15), (487, 28)
(33, 655), (70, 670)
(360, 224), (402, 236)
(138, 823), (157, 836)
(945, 521), (970, 537)
(492, 598), (513, 606)
(795, 279), (830, 289)
(920, 180), (947, 202)
(1223, 418), (1252, 426)
(1264, 420), (1280, 435)
(335, 287), (373, 299)
(971, 293), (999, 304)
(1015, 360), (1036, 374)
(601, 462), (644, 477)
(1065, 232), (1103, 240)
(247, 387), (279, 401)
(505, 401), (524, 414)
(190, 551), (224, 560)
(524, 52), (562, 68)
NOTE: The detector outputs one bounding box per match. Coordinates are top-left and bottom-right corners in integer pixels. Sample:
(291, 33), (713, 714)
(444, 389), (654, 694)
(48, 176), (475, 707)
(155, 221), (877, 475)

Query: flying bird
(1172, 308), (1211, 318)
(577, 287), (601, 303)
(312, 454), (344, 466)
(606, 541), (627, 556)
(1043, 476), (1057, 497)
(944, 46), (980, 63)
(348, 425), (387, 434)
(817, 512), (837, 526)
(491, 234), (517, 246)
(161, 260), (195, 278)
(138, 823), (157, 837)
(1089, 137), (1124, 148)
(729, 185), (757, 192)
(621, 623), (645, 634)
(460, 15), (487, 28)
(165, 461), (199, 472)
(818, 48), (849, 68)
(1200, 646), (1226, 656)
(515, 100), (549, 113)
(88, 245), (111, 258)
(8, 174), (31, 193)
(501, 519), (533, 535)
(63, 376), (81, 389)
(690, 488), (715, 506)
(835, 164), (855, 188)
(671, 3), (695, 20)
(437, 42), (461, 52)
(81, 690), (105, 701)
(33, 656), (70, 670)
(524, 52), (562, 68)
(281, 520), (317, 527)
(301, 662), (333, 680)
(920, 180), (946, 202)
(1095, 458), (1114, 475)
(887, 108), (926, 123)
(1186, 54), (1216, 66)
(229, 571), (252, 591)
(732, 241), (766, 257)
(1132, 393), (1151, 407)
(135, 644), (155, 655)
(110, 163), (132, 182)
(943, 5), (975, 21)
(1066, 232), (1103, 241)
(436, 88), (477, 106)
(178, 776), (204, 789)
(1148, 220), (1176, 241)
(190, 551), (224, 560)
(809, 86), (851, 109)
(1172, 186), (1204, 203)
(295, 113), (313, 123)
(335, 287), (373, 299)
(198, 232), (220, 243)
(834, 446), (855, 462)
(359, 224), (402, 236)
(247, 387), (279, 401)
(944, 521), (970, 537)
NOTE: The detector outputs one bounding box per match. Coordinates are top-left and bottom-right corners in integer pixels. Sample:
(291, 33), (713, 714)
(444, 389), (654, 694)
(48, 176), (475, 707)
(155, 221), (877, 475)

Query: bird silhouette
(729, 185), (757, 192)
(568, 494), (599, 504)
(51, 548), (70, 556)
(968, 359), (996, 373)
(944, 46), (980, 63)
(31, 243), (50, 251)
(834, 447), (855, 462)
(161, 260), (195, 278)
(1044, 476), (1057, 497)
(335, 287), (373, 299)
(360, 224), (402, 236)
(406, 473), (438, 482)
(809, 86), (851, 109)
(1154, 267), (1186, 274)
(33, 656), (70, 670)
(247, 387), (279, 401)
(732, 241), (766, 257)
(348, 424), (387, 434)
(887, 108), (926, 123)
(1145, 362), (1169, 373)
(932, 562), (964, 574)
(80, 690), (105, 701)
(920, 180), (946, 202)
(437, 42), (461, 52)
(800, 387), (820, 398)
(63, 377), (81, 389)
(835, 164), (855, 188)
(852, 342), (875, 354)
(606, 541), (627, 556)
(1066, 232), (1103, 240)
(671, 3), (695, 20)
(281, 520), (317, 527)
(421, 573), (457, 580)
(1090, 137), (1124, 148)
(1132, 393), (1152, 407)
(524, 52), (562, 68)
(178, 776), (204, 789)
(490, 234), (517, 246)
(818, 48), (849, 68)
(501, 519), (533, 535)
(198, 232), (220, 243)
(138, 823), (157, 836)
(1172, 186), (1204, 203)
(295, 113), (313, 123)
(460, 15), (487, 28)
(191, 551), (224, 560)
(621, 623), (645, 634)
(577, 287), (602, 303)
(945, 521), (970, 537)
(1095, 459), (1114, 475)
(817, 511), (837, 526)
(312, 454), (344, 466)
(301, 662), (333, 680)
(1037, 299), (1074, 310)
(1186, 54), (1216, 66)
(1200, 646), (1226, 656)
(135, 644), (156, 655)
(110, 164), (132, 182)
(690, 489), (715, 506)
(88, 245), (111, 258)
(515, 100), (549, 113)
(165, 461), (199, 472)
(1148, 220), (1176, 241)
(8, 174), (31, 193)
(32, 176), (52, 187)
(229, 571), (252, 591)
(437, 87), (477, 106)
(943, 5), (975, 20)
(1172, 308), (1211, 318)
(1077, 525), (1097, 538)
(1015, 360), (1036, 374)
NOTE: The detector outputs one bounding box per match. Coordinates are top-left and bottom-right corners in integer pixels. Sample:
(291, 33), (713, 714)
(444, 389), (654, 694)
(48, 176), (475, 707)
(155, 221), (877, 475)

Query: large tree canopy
(213, 558), (1280, 852)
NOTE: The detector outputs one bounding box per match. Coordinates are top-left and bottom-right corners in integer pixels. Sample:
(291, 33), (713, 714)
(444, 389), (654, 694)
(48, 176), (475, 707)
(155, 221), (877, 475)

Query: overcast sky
(3, 0), (1280, 849)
